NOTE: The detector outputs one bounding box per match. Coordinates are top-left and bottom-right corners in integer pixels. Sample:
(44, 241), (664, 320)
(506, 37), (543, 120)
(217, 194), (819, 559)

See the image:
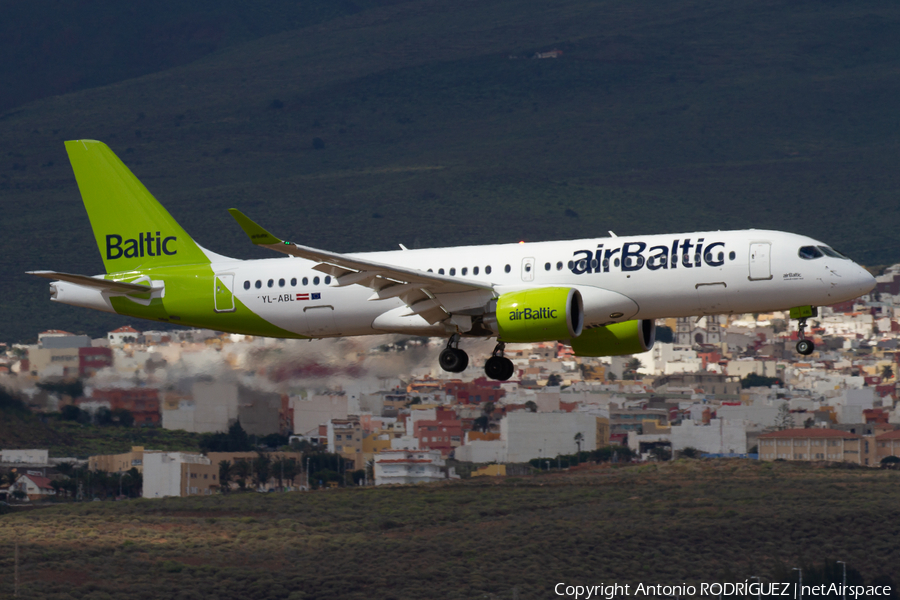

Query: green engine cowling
(569, 319), (656, 357)
(491, 287), (584, 343)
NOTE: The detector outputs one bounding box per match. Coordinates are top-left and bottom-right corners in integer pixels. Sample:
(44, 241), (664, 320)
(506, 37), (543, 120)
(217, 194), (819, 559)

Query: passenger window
(504, 264), (511, 273)
(278, 278), (285, 287)
(302, 277), (309, 286)
(243, 281), (250, 290)
(557, 261), (563, 271)
(449, 268), (456, 276)
(544, 262), (551, 271)
(325, 276), (332, 284)
(524, 264), (531, 272)
(313, 276), (320, 285)
(473, 266), (479, 275)
(798, 246), (823, 260)
(267, 279), (274, 288)
(291, 278), (297, 286)
(439, 268), (445, 275)
(462, 267), (468, 276)
(485, 266), (492, 274)
(728, 251), (736, 261)
(255, 280), (262, 289)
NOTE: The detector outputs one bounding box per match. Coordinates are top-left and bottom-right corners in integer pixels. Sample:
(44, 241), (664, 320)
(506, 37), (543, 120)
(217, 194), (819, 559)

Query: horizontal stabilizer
(27, 271), (155, 294)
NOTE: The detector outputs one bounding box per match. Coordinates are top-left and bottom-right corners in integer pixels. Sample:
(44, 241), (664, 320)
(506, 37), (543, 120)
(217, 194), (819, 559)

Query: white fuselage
(208, 229), (874, 338)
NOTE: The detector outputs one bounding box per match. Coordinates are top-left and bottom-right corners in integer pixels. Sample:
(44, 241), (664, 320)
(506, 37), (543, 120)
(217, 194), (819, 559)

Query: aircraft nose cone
(856, 265), (877, 295)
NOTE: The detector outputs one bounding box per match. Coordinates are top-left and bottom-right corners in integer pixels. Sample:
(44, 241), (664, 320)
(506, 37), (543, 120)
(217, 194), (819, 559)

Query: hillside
(0, 460), (897, 599)
(3, 0), (900, 341)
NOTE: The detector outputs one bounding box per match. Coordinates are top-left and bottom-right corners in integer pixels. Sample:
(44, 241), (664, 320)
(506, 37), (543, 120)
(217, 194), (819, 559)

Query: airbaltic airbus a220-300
(31, 140), (876, 380)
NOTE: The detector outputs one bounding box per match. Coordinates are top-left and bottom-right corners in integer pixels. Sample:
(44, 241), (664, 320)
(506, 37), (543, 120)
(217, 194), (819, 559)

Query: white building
(0, 449), (50, 466)
(162, 382), (239, 433)
(142, 452), (211, 499)
(374, 449), (446, 485)
(502, 412), (598, 463)
(671, 419), (748, 455)
(291, 392), (349, 437)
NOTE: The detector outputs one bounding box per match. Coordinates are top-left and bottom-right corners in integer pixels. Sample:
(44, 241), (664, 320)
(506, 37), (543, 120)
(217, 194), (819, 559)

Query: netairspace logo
(553, 581), (894, 599)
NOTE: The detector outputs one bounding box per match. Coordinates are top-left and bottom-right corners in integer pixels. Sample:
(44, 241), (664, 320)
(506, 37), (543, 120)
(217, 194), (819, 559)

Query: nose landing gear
(439, 334), (469, 373)
(791, 306), (818, 356)
(484, 342), (516, 381)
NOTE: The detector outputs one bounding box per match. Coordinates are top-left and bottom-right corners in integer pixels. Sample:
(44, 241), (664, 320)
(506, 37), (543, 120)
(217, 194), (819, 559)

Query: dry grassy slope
(0, 460), (896, 599)
(3, 0), (900, 341)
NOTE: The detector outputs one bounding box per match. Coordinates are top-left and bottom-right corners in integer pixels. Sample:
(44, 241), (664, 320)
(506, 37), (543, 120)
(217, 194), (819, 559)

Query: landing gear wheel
(796, 339), (815, 356)
(795, 315), (815, 356)
(439, 334), (468, 373)
(439, 348), (468, 372)
(484, 342), (516, 381)
(485, 356), (509, 380)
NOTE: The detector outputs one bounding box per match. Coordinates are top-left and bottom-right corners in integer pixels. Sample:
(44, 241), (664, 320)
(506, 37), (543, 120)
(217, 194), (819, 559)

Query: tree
(677, 447), (700, 459)
(776, 403), (794, 430)
(623, 358), (643, 380)
(218, 460), (233, 493)
(112, 408), (134, 427)
(473, 415), (490, 433)
(574, 432), (584, 454)
(546, 373), (562, 387)
(232, 459), (251, 491)
(252, 453), (271, 490)
(741, 373), (781, 389)
(649, 446), (671, 461)
(524, 400), (537, 413)
(483, 402), (495, 418)
(280, 458), (299, 489)
(882, 365), (894, 381)
(656, 325), (674, 343)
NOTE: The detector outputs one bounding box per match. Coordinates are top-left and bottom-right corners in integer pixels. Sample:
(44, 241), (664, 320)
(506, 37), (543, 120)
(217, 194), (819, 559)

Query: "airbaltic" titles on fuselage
(106, 233), (177, 259)
(570, 238), (729, 274)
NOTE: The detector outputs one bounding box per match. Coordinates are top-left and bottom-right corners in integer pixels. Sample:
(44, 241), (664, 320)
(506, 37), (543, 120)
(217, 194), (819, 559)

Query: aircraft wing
(229, 209), (495, 325)
(27, 270), (156, 294)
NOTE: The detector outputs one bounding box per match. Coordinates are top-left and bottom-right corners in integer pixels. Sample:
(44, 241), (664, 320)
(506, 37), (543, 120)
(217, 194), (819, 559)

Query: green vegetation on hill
(0, 460), (897, 599)
(4, 0), (900, 342)
(0, 387), (202, 458)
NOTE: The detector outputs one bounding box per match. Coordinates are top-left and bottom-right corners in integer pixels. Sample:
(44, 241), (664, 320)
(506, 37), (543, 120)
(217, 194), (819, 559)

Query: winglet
(228, 209), (286, 246)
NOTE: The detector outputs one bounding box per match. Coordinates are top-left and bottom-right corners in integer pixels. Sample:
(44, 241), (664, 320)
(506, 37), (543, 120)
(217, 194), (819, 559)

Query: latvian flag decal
(296, 293), (322, 301)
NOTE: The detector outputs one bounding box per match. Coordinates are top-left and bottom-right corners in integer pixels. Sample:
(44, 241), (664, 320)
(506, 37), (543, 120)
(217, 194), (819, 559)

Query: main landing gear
(437, 337), (516, 381)
(484, 342), (516, 382)
(439, 334), (468, 373)
(791, 306), (818, 356)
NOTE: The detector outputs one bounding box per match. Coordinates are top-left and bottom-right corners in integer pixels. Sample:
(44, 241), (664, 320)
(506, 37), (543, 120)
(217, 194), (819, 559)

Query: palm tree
(881, 365), (894, 381)
(232, 459), (251, 491)
(252, 453), (271, 491)
(218, 460), (233, 493)
(574, 432), (584, 454)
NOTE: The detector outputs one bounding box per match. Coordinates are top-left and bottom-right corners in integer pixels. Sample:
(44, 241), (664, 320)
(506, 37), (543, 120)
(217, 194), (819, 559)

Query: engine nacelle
(569, 319), (656, 357)
(486, 287), (583, 343)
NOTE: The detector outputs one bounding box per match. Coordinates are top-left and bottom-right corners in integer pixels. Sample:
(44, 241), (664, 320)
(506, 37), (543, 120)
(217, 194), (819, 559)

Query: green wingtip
(228, 208), (283, 246)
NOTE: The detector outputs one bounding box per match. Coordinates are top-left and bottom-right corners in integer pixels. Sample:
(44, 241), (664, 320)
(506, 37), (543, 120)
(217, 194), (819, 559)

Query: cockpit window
(818, 246), (847, 259)
(798, 246), (823, 260)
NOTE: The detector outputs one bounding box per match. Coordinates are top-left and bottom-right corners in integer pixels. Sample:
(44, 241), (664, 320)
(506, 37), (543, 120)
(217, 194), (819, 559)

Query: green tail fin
(65, 140), (210, 273)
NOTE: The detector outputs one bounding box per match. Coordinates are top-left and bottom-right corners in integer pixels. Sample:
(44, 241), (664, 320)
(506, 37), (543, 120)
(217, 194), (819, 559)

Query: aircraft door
(304, 305), (338, 336)
(748, 243), (772, 281)
(214, 273), (236, 312)
(521, 257), (535, 282)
